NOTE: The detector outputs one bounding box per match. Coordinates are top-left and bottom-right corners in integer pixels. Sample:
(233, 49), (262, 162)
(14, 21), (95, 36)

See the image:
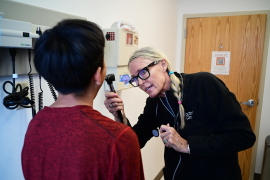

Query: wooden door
(184, 14), (266, 180)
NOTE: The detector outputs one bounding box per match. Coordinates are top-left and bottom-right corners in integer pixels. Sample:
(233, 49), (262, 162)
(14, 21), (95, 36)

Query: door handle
(240, 99), (255, 107)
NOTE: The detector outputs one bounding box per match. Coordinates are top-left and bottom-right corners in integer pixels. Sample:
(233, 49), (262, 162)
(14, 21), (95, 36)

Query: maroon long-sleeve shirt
(22, 105), (144, 180)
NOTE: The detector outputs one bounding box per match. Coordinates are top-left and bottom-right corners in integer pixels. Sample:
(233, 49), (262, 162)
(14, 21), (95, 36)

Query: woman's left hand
(160, 123), (189, 154)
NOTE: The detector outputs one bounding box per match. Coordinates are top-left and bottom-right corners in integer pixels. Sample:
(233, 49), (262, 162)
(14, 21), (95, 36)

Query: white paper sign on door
(211, 51), (231, 75)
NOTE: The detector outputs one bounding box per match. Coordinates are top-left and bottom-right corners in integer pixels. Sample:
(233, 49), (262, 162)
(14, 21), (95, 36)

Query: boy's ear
(93, 67), (102, 85)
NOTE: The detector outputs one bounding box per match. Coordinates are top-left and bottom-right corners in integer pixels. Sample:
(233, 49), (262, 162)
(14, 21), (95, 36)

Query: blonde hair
(128, 47), (185, 129)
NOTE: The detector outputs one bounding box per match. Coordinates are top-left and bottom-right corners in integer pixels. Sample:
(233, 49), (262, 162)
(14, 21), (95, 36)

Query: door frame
(180, 10), (270, 180)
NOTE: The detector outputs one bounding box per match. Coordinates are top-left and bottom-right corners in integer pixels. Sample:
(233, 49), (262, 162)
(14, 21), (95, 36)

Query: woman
(22, 19), (144, 180)
(104, 47), (256, 180)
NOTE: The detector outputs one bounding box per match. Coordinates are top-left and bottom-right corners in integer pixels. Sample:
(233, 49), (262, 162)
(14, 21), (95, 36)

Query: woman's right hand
(104, 92), (127, 124)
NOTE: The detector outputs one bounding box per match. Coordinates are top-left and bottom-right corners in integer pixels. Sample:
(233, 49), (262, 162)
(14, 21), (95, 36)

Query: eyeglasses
(129, 60), (160, 87)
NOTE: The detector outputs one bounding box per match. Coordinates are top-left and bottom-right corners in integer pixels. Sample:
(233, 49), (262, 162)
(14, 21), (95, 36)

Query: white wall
(0, 0), (179, 179)
(176, 0), (270, 175)
(256, 39), (270, 173)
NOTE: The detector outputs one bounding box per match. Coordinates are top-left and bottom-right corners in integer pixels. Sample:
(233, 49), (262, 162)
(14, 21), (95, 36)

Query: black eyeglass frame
(129, 60), (161, 87)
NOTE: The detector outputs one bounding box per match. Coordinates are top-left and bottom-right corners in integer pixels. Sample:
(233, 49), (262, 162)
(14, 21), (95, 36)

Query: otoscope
(105, 74), (124, 124)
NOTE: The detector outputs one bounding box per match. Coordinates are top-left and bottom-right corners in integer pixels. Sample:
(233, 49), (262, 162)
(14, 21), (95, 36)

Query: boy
(22, 19), (144, 180)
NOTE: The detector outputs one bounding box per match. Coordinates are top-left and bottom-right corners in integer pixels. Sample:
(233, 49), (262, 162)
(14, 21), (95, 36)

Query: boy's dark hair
(34, 19), (105, 95)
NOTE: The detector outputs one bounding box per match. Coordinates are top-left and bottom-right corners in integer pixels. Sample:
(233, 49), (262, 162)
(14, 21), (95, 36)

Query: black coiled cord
(38, 74), (43, 111)
(28, 49), (36, 117)
(47, 81), (57, 101)
(35, 27), (45, 112)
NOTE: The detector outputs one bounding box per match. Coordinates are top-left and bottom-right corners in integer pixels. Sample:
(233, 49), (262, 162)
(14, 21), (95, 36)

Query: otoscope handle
(109, 84), (116, 93)
(108, 84), (124, 124)
(117, 111), (124, 124)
